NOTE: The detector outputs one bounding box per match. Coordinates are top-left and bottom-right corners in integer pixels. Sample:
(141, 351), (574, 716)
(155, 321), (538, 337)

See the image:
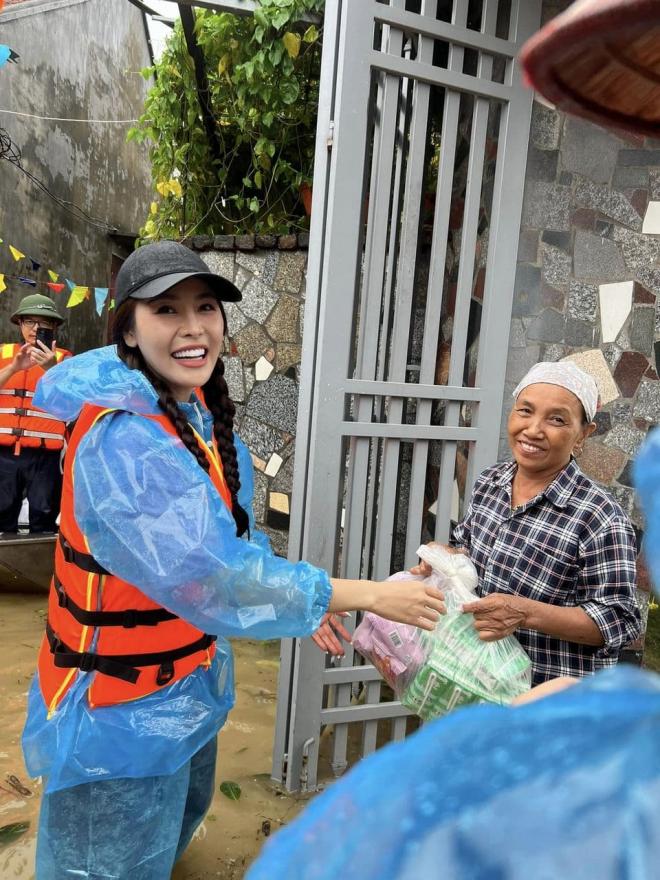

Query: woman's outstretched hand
(369, 579), (445, 630)
(311, 612), (352, 656)
(328, 576), (445, 631)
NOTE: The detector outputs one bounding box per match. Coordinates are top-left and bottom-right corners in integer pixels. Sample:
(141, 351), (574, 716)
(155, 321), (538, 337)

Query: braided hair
(113, 300), (250, 538)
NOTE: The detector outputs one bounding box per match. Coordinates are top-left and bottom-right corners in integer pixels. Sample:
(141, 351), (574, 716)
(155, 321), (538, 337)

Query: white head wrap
(512, 361), (599, 422)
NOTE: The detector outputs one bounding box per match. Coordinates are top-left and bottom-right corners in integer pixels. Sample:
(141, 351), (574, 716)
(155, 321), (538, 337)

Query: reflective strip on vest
(0, 343), (15, 359)
(0, 389), (34, 398)
(0, 408), (60, 419)
(0, 427), (64, 440)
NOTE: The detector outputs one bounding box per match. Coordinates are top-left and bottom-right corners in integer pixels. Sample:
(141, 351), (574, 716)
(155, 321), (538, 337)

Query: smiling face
(508, 382), (596, 482)
(122, 277), (225, 401)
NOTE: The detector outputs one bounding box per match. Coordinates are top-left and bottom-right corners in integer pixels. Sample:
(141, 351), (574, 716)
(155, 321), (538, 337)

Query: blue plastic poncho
(23, 346), (331, 793)
(247, 665), (660, 879)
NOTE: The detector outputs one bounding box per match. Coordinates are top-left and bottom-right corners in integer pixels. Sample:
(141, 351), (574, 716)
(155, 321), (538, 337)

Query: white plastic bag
(401, 545), (531, 719)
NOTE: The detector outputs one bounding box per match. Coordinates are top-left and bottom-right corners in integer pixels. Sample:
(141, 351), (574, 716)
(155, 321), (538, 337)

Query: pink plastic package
(352, 573), (427, 695)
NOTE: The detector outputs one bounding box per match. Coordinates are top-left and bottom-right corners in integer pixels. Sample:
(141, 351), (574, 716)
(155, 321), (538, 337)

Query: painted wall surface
(0, 0), (153, 352)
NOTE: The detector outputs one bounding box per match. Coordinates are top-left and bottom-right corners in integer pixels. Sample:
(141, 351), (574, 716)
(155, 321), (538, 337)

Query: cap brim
(130, 271), (242, 303)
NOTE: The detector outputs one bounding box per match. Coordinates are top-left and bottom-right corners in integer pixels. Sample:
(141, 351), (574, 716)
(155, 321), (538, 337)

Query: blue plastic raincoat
(22, 345), (331, 795)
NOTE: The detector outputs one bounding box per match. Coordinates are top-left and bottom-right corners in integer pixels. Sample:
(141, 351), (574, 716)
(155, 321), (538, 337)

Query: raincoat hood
(33, 345), (162, 420)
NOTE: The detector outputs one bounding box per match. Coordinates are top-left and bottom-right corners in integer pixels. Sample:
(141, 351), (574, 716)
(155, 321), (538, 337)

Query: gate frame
(273, 0), (543, 793)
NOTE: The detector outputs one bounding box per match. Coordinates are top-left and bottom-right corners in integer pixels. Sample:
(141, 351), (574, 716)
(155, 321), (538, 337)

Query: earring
(573, 445), (583, 457)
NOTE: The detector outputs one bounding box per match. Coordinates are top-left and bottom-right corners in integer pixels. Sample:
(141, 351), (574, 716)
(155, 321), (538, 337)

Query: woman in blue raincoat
(22, 241), (445, 880)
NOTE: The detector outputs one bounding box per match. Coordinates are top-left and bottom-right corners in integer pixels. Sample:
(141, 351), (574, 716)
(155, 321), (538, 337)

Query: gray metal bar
(345, 379), (483, 401)
(369, 52), (511, 102)
(321, 702), (410, 725)
(403, 0), (467, 563)
(371, 1), (520, 56)
(373, 0), (438, 580)
(332, 3), (407, 777)
(324, 665), (383, 684)
(342, 423), (477, 441)
(433, 0), (497, 545)
(392, 715), (408, 741)
(361, 680), (383, 755)
(468, 0), (541, 485)
(271, 0), (343, 789)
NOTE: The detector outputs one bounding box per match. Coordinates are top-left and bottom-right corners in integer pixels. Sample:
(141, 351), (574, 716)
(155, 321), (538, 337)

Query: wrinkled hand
(311, 612), (352, 656)
(371, 579), (445, 631)
(29, 340), (57, 370)
(409, 541), (467, 577)
(462, 593), (529, 641)
(12, 343), (33, 373)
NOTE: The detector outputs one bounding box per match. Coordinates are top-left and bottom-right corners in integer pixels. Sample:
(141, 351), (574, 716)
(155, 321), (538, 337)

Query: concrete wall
(0, 0), (153, 352)
(191, 234), (309, 555)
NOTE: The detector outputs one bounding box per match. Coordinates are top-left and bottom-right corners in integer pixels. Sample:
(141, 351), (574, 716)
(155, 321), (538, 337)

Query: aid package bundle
(353, 545), (531, 720)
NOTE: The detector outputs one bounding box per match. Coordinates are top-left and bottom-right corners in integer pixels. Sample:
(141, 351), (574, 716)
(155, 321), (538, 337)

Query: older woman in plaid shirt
(421, 361), (642, 686)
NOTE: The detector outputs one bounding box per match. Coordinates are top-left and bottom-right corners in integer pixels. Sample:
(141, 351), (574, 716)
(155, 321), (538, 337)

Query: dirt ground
(0, 593), (313, 880)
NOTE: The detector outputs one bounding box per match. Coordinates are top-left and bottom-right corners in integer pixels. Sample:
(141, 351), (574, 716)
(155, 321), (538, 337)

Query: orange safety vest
(38, 402), (233, 713)
(0, 343), (71, 453)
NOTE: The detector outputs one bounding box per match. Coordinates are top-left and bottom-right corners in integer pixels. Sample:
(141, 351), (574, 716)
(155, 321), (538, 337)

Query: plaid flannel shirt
(451, 458), (642, 685)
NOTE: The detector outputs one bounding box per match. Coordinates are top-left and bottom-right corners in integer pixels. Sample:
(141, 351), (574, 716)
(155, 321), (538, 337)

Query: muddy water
(0, 594), (312, 880)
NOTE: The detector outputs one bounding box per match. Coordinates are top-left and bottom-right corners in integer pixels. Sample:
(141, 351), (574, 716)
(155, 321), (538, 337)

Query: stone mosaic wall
(503, 101), (660, 662)
(192, 235), (308, 557)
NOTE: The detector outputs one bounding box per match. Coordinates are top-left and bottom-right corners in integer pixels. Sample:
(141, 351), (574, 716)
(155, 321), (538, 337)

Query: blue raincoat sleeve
(635, 428), (660, 590)
(235, 436), (272, 554)
(72, 412), (331, 639)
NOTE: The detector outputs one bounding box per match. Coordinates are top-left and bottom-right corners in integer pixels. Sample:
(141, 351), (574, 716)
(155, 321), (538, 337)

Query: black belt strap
(46, 623), (216, 685)
(58, 532), (109, 576)
(53, 574), (179, 628)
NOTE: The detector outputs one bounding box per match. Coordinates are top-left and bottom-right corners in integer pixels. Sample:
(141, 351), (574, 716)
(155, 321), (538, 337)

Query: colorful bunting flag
(0, 275), (5, 294)
(9, 245), (24, 261)
(94, 287), (109, 316)
(17, 276), (37, 286)
(46, 282), (65, 294)
(65, 279), (76, 292)
(48, 270), (59, 282)
(66, 286), (89, 308)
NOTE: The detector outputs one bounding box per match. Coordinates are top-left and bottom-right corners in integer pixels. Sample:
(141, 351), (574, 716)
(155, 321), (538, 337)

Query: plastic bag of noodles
(399, 544), (531, 719)
(352, 571), (428, 694)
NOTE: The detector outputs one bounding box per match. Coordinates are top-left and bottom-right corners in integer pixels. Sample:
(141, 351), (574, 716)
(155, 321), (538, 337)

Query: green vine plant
(128, 0), (324, 240)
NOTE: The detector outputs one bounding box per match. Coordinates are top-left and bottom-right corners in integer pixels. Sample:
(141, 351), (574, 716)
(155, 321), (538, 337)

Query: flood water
(0, 593), (310, 879)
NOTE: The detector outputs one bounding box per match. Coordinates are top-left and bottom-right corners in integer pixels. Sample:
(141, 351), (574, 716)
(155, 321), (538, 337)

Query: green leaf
(249, 196), (260, 213)
(0, 822), (30, 846)
(283, 31), (301, 59)
(219, 781), (242, 801)
(303, 24), (319, 43)
(280, 79), (300, 105)
(254, 171), (263, 188)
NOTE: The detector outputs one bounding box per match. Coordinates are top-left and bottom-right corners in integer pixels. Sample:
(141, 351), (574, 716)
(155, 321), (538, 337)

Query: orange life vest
(0, 343), (71, 454)
(38, 402), (233, 713)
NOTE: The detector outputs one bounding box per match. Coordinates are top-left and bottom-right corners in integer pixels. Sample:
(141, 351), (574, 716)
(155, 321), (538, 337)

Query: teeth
(173, 348), (205, 360)
(520, 442), (541, 452)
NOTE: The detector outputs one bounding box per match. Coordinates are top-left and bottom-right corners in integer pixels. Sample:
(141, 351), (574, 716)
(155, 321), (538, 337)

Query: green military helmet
(11, 293), (65, 325)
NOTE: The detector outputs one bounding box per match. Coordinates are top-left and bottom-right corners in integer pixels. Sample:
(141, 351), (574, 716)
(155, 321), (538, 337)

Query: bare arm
(462, 594), (604, 645)
(329, 577), (445, 631)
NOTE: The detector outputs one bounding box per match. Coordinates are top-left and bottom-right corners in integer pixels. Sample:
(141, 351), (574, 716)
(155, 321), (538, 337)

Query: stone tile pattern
(510, 85), (660, 663)
(196, 244), (307, 549)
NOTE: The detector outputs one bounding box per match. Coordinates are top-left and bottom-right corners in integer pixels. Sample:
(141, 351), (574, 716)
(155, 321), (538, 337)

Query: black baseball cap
(114, 240), (242, 310)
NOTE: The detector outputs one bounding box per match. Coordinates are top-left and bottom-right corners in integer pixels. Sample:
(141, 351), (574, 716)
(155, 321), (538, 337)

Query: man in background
(0, 294), (71, 533)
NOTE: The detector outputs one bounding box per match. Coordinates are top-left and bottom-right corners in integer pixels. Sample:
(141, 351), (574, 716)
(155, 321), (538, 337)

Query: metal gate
(272, 0), (542, 792)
